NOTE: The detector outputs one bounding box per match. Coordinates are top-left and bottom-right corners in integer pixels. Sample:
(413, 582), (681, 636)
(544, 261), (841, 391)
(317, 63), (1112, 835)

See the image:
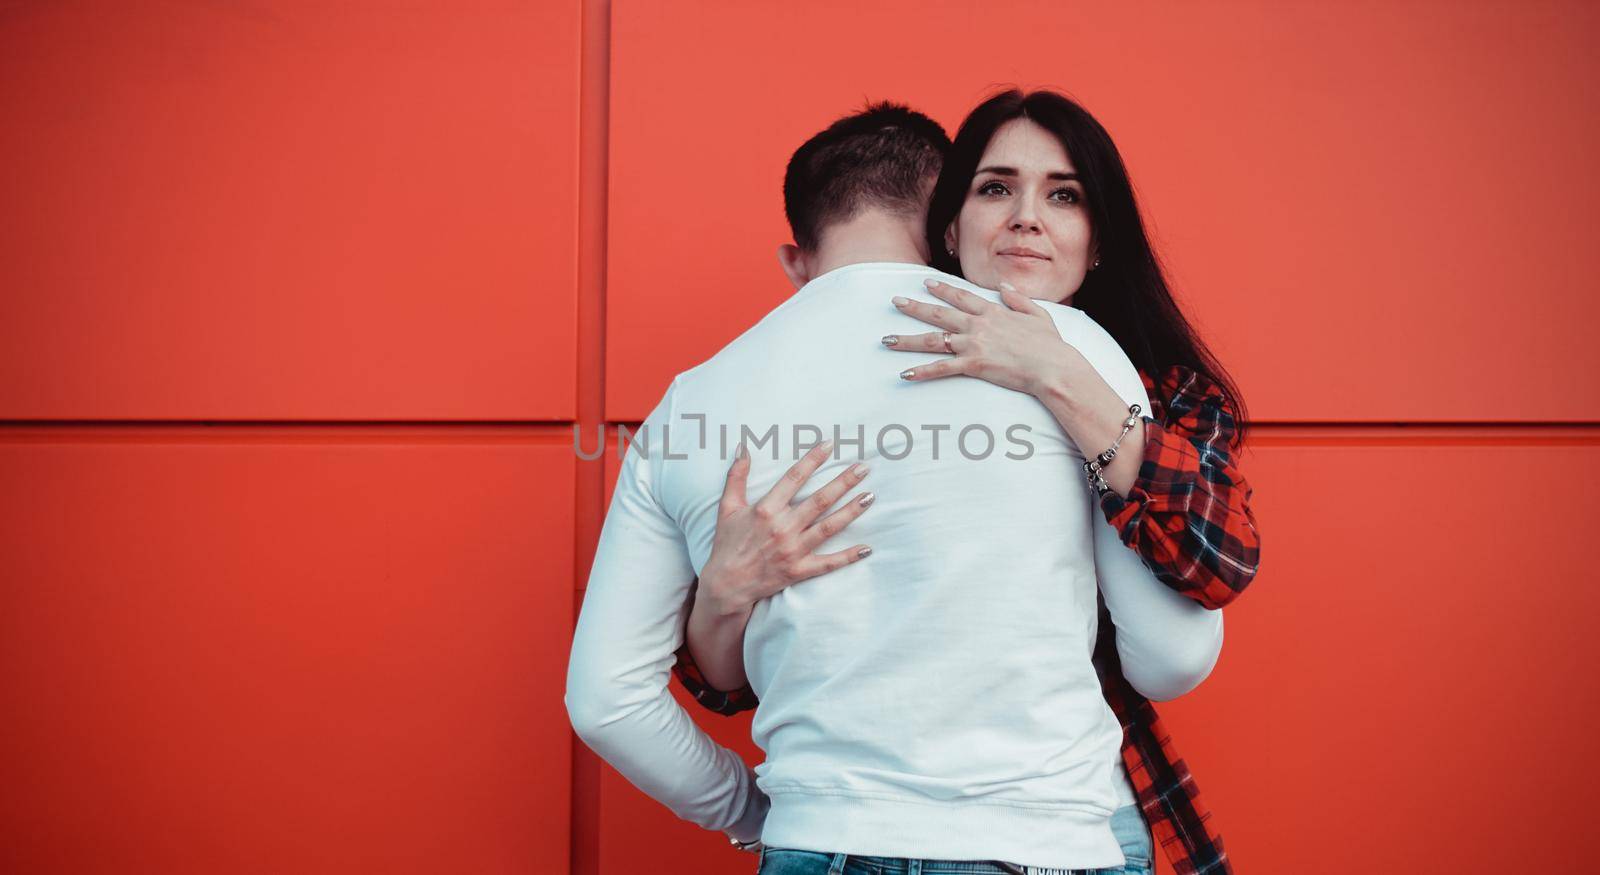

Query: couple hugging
(568, 87), (1260, 875)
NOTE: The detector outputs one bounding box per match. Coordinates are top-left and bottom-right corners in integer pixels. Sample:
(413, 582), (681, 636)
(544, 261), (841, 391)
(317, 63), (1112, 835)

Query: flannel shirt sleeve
(671, 578), (762, 716)
(1097, 365), (1261, 609)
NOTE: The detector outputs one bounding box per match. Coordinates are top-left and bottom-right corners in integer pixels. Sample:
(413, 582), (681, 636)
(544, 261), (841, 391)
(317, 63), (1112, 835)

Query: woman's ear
(776, 243), (810, 290)
(942, 224), (957, 258)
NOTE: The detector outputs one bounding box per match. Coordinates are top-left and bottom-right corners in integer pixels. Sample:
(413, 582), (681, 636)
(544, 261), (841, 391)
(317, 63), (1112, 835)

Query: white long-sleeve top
(565, 262), (1223, 870)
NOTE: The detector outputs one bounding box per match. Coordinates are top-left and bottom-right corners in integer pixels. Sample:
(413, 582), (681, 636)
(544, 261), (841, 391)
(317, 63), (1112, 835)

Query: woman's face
(945, 117), (1095, 305)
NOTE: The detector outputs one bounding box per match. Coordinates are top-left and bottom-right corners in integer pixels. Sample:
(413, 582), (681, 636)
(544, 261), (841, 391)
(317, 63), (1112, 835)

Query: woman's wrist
(1041, 374), (1148, 500)
(697, 569), (754, 618)
(1028, 345), (1081, 402)
(686, 586), (754, 691)
(1089, 405), (1147, 499)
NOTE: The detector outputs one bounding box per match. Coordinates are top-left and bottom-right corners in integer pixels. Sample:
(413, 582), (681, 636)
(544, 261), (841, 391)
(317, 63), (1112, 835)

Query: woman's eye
(977, 181), (1009, 196)
(1051, 188), (1081, 204)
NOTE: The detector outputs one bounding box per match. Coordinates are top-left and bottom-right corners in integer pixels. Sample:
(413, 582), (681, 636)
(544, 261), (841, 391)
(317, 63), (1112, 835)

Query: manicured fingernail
(892, 296), (909, 307)
(858, 492), (875, 507)
(849, 463), (869, 478)
(998, 282), (1016, 292)
(734, 441), (746, 459)
(900, 369), (916, 380)
(881, 334), (899, 346)
(923, 278), (938, 289)
(857, 545), (873, 558)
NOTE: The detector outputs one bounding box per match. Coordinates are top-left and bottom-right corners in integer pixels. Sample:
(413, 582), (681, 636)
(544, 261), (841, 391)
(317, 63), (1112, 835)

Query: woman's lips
(998, 250), (1050, 263)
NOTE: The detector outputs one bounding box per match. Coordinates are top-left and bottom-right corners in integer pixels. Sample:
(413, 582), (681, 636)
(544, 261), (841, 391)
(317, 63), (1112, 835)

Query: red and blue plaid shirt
(671, 364), (1260, 875)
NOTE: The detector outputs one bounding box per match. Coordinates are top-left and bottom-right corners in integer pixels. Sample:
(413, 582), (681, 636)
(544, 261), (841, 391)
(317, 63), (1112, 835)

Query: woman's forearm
(1086, 364), (1261, 609)
(1038, 369), (1147, 499)
(685, 586), (754, 692)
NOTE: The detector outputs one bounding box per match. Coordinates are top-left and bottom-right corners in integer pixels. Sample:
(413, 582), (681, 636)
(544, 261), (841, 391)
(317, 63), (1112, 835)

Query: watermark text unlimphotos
(573, 415), (1038, 462)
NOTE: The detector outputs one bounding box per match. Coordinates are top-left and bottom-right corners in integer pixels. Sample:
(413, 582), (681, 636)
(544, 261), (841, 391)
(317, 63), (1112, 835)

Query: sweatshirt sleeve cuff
(723, 771), (770, 843)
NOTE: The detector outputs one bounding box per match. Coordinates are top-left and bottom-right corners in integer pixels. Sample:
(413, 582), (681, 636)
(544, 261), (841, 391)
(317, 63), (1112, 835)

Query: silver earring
(947, 247), (956, 257)
(1091, 257), (1101, 270)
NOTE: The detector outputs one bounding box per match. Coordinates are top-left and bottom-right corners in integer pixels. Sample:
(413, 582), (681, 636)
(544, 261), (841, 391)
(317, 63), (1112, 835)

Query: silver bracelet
(1083, 403), (1142, 496)
(729, 836), (765, 853)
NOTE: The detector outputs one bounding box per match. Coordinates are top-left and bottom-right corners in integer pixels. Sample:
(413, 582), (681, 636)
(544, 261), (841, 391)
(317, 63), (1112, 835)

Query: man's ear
(776, 243), (810, 290)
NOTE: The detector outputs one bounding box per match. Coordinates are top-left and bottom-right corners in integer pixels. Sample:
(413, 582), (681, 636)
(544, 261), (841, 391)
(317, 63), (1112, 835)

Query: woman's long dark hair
(926, 89), (1251, 450)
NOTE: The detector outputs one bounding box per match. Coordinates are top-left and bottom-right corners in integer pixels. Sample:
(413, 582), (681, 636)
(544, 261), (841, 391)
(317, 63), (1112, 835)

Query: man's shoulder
(1047, 303), (1116, 350)
(813, 261), (947, 286)
(670, 263), (943, 384)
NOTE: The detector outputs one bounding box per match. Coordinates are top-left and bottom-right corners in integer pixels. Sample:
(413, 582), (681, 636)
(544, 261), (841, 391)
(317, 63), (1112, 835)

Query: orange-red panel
(608, 0), (1600, 422)
(0, 432), (574, 873)
(0, 2), (580, 420)
(1150, 436), (1599, 872)
(584, 436), (1599, 873)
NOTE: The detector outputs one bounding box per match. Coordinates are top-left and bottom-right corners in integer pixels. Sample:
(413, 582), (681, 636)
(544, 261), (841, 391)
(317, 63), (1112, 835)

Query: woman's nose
(1008, 201), (1041, 232)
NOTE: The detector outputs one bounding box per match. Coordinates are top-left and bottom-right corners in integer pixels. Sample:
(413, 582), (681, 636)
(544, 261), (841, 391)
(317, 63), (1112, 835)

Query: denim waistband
(758, 803), (1151, 875)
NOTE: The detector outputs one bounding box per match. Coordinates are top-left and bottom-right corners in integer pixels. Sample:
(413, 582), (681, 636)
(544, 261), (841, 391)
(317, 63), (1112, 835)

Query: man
(565, 103), (1221, 871)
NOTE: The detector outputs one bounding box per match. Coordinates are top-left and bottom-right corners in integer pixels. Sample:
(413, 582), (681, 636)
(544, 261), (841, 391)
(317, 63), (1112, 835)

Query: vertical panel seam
(572, 2), (611, 875)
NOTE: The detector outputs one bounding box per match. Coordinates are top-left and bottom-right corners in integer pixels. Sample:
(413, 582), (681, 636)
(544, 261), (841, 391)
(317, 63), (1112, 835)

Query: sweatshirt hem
(758, 786), (1127, 870)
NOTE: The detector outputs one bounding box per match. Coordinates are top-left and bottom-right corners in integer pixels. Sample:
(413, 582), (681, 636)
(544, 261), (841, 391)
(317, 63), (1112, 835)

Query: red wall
(2, 2), (1596, 873)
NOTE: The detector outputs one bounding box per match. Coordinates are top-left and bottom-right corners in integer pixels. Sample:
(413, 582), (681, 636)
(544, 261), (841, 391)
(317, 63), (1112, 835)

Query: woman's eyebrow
(975, 165), (1080, 181)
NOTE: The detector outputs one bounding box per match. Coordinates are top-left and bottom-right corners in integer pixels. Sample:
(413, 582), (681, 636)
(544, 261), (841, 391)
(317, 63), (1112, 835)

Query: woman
(675, 89), (1260, 875)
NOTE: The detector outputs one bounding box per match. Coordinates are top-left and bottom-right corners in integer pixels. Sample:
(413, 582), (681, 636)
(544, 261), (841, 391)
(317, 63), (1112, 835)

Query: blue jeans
(755, 803), (1155, 875)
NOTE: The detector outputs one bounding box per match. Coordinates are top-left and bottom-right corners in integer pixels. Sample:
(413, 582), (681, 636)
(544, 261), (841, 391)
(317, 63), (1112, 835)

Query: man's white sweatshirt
(565, 263), (1223, 870)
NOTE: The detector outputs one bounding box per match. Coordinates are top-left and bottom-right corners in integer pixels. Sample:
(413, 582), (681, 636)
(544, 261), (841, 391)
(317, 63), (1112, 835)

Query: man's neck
(808, 213), (930, 279)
